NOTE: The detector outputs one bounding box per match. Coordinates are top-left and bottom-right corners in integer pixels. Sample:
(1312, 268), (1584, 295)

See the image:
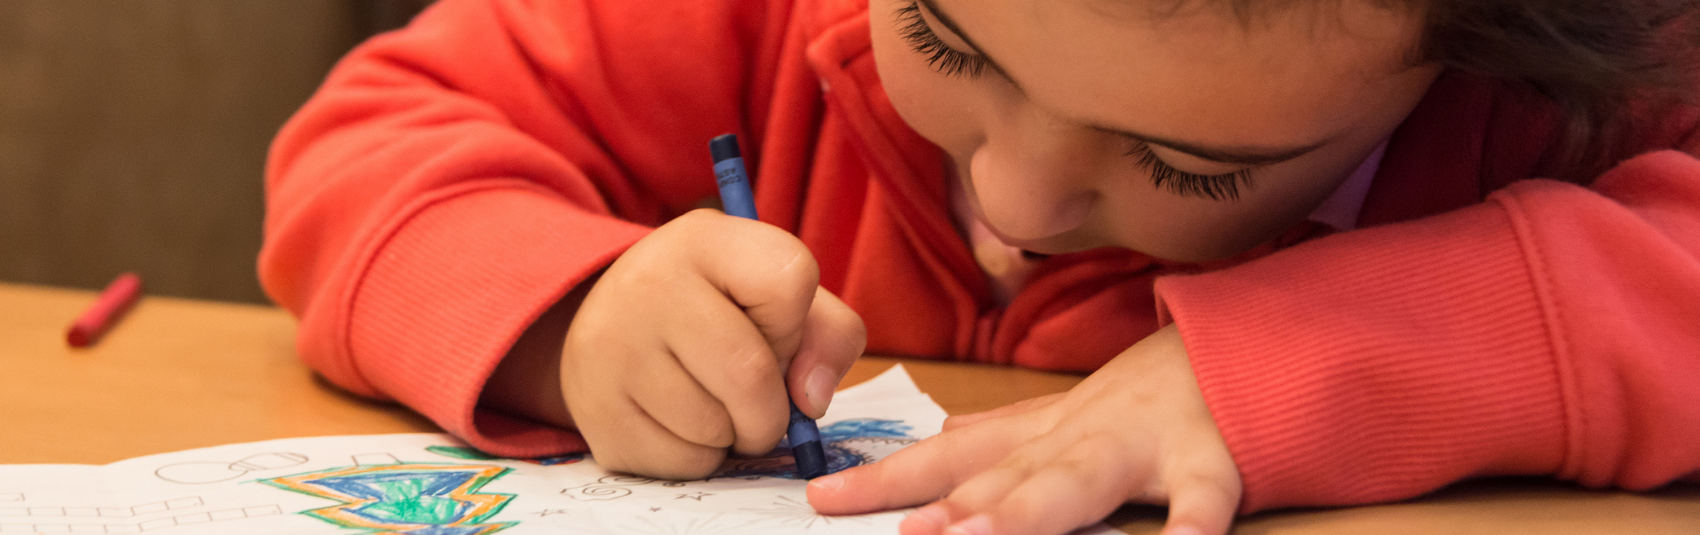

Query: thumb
(788, 288), (866, 418)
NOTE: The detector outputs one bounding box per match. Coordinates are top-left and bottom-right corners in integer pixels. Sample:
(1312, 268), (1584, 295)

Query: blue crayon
(708, 134), (829, 480)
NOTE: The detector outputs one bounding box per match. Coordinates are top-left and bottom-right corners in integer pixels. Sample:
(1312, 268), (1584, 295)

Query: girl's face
(870, 0), (1442, 261)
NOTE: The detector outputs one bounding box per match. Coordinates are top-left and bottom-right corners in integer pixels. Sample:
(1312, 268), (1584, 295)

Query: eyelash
(1126, 142), (1254, 201)
(895, 1), (1253, 201)
(895, 1), (989, 78)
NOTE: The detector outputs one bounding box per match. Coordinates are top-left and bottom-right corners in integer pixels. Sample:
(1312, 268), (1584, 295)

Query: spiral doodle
(562, 475), (663, 501)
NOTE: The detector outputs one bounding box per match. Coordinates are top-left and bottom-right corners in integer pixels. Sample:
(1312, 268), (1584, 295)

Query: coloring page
(0, 365), (1114, 534)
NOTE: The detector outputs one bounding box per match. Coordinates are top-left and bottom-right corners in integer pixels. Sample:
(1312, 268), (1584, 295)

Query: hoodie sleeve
(1157, 149), (1700, 512)
(259, 0), (791, 457)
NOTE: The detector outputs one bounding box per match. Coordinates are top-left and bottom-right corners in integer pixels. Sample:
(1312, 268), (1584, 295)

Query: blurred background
(0, 0), (432, 304)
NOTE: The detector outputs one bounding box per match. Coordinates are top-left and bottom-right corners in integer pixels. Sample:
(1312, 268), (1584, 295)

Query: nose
(967, 113), (1097, 241)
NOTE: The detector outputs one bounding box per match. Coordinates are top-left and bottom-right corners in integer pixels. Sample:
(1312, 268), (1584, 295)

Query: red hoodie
(261, 0), (1700, 513)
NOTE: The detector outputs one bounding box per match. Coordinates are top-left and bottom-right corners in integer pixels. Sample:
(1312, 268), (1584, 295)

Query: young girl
(260, 0), (1700, 533)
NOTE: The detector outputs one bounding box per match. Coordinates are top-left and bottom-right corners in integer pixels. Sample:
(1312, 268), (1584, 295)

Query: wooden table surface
(3, 281), (1696, 534)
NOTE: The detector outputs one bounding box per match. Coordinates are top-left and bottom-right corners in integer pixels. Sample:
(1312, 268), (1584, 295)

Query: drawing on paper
(426, 445), (585, 466)
(0, 505), (283, 533)
(593, 511), (748, 535)
(0, 366), (992, 535)
(548, 418), (915, 508)
(0, 495), (282, 532)
(351, 453), (403, 466)
(562, 475), (687, 502)
(715, 418), (916, 479)
(262, 462), (517, 535)
(743, 495), (876, 530)
(155, 452), (308, 484)
(0, 496), (203, 518)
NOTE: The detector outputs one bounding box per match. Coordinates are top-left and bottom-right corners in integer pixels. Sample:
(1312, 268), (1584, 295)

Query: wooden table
(3, 281), (1696, 533)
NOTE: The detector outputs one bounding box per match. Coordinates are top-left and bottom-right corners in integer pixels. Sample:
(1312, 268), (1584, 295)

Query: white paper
(1, 365), (1112, 534)
(1, 365), (1122, 534)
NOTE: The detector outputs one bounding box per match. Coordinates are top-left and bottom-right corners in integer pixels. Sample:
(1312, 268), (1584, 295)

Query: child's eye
(895, 1), (990, 78)
(1126, 142), (1254, 201)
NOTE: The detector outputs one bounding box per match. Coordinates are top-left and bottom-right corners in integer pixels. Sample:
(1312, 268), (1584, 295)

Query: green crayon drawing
(262, 462), (516, 535)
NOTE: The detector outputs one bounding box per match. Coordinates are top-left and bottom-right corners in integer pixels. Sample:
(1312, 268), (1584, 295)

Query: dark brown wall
(0, 0), (429, 303)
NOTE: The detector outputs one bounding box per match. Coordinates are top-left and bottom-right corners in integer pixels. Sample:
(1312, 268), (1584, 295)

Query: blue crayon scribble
(715, 418), (915, 479)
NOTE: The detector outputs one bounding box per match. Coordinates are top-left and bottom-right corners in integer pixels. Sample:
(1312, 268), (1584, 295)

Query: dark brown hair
(1417, 0), (1700, 178)
(1171, 0), (1700, 178)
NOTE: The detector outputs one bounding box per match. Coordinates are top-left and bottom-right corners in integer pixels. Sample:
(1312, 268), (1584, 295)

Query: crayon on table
(709, 133), (829, 480)
(66, 272), (144, 348)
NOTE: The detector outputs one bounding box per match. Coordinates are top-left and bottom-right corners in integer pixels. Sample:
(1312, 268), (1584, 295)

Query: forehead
(945, 0), (1428, 145)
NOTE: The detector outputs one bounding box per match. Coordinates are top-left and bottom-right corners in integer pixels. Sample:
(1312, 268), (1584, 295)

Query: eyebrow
(914, 0), (1325, 167)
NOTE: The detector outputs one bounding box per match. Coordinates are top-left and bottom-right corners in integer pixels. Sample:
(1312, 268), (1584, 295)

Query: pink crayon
(66, 273), (143, 348)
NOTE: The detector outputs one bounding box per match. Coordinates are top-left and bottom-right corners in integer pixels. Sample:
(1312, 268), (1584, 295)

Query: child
(260, 0), (1700, 533)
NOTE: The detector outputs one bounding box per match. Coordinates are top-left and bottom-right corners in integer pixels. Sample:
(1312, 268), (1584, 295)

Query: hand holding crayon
(548, 135), (864, 480)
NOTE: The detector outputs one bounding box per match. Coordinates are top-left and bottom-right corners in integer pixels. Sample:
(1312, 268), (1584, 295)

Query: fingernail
(907, 504), (950, 531)
(1163, 526), (1203, 535)
(805, 366), (837, 414)
(808, 473), (844, 493)
(944, 514), (991, 535)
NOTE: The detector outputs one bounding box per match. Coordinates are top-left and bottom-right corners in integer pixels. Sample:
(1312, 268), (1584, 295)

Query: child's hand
(560, 209), (866, 479)
(807, 324), (1240, 535)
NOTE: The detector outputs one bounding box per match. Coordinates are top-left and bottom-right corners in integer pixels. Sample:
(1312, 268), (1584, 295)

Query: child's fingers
(806, 414), (1032, 514)
(937, 436), (1143, 535)
(582, 395), (728, 480)
(666, 289), (791, 457)
(942, 393), (1063, 431)
(899, 467), (1025, 534)
(625, 347), (735, 449)
(975, 467), (1130, 535)
(786, 288), (866, 417)
(682, 210), (821, 364)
